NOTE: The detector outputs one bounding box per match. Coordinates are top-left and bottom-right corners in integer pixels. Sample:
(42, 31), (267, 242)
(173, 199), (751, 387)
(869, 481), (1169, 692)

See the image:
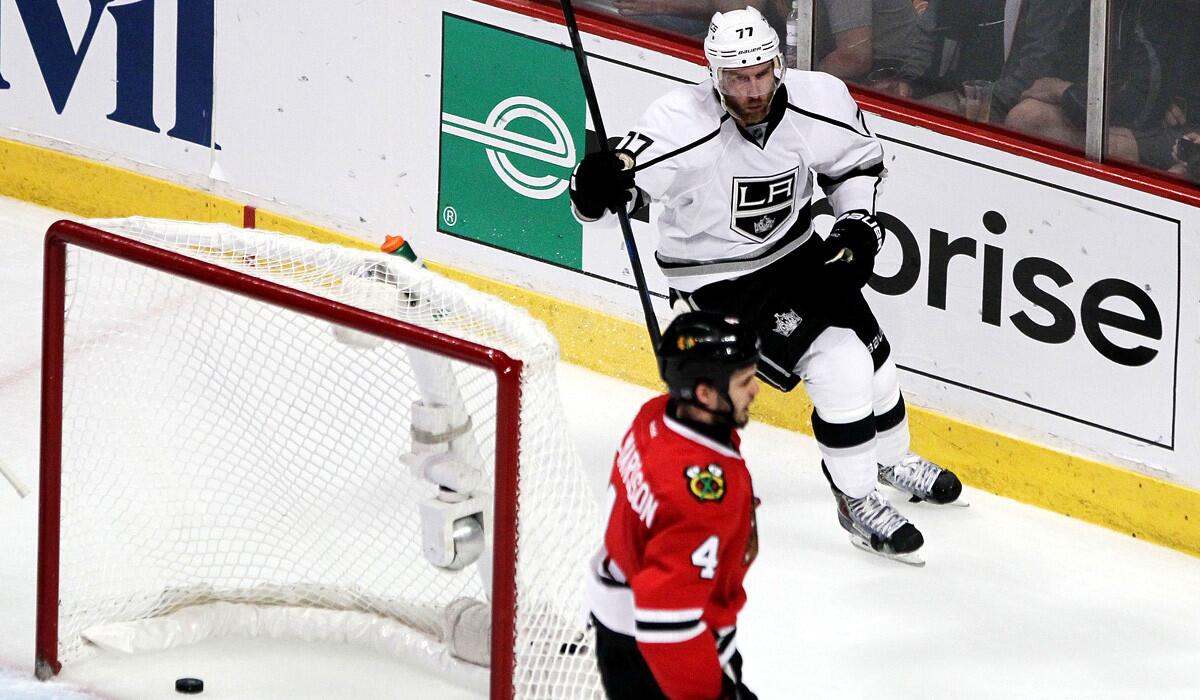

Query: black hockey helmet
(658, 311), (760, 401)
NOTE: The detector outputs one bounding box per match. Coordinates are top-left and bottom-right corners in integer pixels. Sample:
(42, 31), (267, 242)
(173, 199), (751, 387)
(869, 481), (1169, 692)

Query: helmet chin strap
(712, 85), (732, 117)
(684, 386), (737, 427)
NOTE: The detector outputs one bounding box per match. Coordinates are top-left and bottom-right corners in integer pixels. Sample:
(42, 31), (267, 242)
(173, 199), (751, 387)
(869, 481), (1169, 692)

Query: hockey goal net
(36, 218), (602, 698)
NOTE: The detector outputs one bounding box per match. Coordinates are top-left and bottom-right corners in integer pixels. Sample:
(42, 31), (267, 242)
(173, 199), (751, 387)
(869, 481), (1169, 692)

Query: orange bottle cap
(381, 235), (408, 254)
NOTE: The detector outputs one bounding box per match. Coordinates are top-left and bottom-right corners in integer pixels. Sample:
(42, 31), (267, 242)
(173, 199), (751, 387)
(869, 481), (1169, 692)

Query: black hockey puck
(175, 677), (204, 694)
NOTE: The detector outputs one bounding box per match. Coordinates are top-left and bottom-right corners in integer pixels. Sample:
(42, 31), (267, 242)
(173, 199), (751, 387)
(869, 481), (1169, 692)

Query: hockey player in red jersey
(570, 6), (965, 567)
(585, 311), (761, 700)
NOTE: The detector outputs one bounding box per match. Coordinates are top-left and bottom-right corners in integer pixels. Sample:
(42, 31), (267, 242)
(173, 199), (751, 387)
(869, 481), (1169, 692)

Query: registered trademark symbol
(443, 206), (458, 226)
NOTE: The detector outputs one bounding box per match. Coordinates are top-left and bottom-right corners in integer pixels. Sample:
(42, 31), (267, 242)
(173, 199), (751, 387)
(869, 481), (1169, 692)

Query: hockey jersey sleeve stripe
(637, 618), (704, 632)
(816, 161), (885, 190)
(634, 620), (708, 644)
(601, 556), (629, 584)
(716, 627), (738, 666)
(633, 117), (729, 173)
(595, 557), (633, 588)
(785, 102), (871, 138)
(756, 353), (799, 389)
(634, 606), (705, 623)
(855, 107), (873, 135)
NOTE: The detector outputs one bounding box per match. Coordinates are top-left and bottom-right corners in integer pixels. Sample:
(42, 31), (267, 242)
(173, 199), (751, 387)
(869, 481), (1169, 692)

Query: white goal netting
(42, 218), (603, 698)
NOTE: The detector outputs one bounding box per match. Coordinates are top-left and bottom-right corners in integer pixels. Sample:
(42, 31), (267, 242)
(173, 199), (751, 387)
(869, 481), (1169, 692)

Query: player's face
(717, 60), (780, 124)
(725, 364), (760, 428)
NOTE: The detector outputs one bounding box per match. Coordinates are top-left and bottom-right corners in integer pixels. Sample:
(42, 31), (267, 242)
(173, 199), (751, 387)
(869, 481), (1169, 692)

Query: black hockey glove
(569, 150), (636, 220)
(823, 210), (884, 290)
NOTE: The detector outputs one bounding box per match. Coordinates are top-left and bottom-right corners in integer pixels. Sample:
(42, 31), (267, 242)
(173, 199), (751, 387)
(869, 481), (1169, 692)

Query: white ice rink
(1, 196), (1197, 699)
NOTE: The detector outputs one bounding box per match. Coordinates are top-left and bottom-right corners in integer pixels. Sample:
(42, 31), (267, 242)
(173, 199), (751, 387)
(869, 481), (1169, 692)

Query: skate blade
(848, 534), (926, 567)
(907, 495), (971, 508)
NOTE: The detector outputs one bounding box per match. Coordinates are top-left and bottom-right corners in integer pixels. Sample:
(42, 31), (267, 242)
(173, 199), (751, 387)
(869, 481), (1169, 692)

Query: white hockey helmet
(703, 7), (785, 114)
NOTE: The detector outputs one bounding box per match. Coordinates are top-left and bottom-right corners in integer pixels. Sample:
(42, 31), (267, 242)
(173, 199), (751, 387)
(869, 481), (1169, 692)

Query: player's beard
(727, 94), (772, 125)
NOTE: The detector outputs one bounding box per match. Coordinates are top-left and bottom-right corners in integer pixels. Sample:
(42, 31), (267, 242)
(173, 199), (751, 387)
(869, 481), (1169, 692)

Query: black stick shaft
(560, 0), (662, 350)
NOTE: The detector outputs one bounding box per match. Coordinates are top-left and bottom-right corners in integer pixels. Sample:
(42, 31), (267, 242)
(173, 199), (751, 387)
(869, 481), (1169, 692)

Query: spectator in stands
(913, 0), (1004, 101)
(1167, 132), (1200, 183)
(1097, 2), (1200, 184)
(597, 0), (934, 101)
(586, 1), (932, 98)
(1003, 0), (1194, 158)
(916, 0), (1085, 122)
(589, 0), (774, 39)
(1104, 98), (1200, 184)
(809, 0), (931, 96)
(603, 0), (708, 37)
(912, 0), (1094, 120)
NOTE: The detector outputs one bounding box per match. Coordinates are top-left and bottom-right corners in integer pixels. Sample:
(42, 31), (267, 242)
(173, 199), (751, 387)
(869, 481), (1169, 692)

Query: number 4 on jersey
(691, 535), (719, 579)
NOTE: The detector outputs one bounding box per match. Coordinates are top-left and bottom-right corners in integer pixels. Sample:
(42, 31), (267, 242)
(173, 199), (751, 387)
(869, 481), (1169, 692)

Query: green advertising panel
(438, 15), (585, 268)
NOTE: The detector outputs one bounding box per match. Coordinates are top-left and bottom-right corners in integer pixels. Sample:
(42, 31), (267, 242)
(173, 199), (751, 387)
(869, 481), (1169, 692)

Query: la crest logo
(730, 167), (798, 240)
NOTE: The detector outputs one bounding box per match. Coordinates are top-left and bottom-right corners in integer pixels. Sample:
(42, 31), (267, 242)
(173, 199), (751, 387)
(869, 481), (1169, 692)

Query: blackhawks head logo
(685, 464), (725, 502)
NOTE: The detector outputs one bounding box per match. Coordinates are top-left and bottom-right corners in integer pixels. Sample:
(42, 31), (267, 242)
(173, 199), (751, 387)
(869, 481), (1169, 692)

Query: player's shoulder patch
(684, 464), (725, 502)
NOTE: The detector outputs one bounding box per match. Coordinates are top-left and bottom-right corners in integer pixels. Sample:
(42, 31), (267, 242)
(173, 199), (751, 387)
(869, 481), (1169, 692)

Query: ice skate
(879, 452), (968, 506)
(833, 488), (926, 567)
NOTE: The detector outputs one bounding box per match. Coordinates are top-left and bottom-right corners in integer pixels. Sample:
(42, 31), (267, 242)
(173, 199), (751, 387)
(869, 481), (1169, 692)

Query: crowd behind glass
(575, 0), (1200, 187)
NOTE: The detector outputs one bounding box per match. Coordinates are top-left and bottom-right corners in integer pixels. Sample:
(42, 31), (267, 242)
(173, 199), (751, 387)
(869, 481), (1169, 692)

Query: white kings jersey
(618, 70), (886, 293)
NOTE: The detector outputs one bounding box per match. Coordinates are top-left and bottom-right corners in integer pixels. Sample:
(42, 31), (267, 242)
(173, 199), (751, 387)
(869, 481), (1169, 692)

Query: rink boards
(0, 0), (1194, 555)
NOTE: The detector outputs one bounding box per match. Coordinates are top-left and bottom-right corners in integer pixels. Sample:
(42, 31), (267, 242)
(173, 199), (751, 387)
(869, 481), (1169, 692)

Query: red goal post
(35, 219), (600, 698)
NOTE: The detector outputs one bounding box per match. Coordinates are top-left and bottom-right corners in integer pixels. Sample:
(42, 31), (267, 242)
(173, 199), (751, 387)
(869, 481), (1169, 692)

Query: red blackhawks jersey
(585, 395), (758, 700)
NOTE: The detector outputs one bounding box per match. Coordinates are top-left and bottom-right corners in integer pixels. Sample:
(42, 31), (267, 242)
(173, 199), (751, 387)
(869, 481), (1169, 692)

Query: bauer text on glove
(823, 210), (884, 290)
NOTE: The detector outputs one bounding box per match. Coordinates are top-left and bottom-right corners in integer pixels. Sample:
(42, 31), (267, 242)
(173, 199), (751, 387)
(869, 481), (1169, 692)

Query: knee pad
(801, 327), (874, 425)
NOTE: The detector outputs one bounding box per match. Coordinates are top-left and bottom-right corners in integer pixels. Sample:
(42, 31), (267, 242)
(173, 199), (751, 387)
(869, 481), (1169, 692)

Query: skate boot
(833, 488), (925, 566)
(878, 452), (966, 506)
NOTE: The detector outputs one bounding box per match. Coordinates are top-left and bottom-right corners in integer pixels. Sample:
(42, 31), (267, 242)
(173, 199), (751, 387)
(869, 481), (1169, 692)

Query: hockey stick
(559, 0), (662, 349)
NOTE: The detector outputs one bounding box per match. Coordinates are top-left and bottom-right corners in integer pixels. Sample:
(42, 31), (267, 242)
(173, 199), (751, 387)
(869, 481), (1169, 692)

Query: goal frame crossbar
(35, 220), (523, 699)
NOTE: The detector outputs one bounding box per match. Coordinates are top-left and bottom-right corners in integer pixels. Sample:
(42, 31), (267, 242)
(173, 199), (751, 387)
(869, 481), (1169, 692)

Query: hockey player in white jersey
(569, 6), (964, 565)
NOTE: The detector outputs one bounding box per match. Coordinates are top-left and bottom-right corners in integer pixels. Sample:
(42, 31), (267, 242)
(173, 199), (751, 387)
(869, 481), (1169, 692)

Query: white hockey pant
(798, 327), (909, 498)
